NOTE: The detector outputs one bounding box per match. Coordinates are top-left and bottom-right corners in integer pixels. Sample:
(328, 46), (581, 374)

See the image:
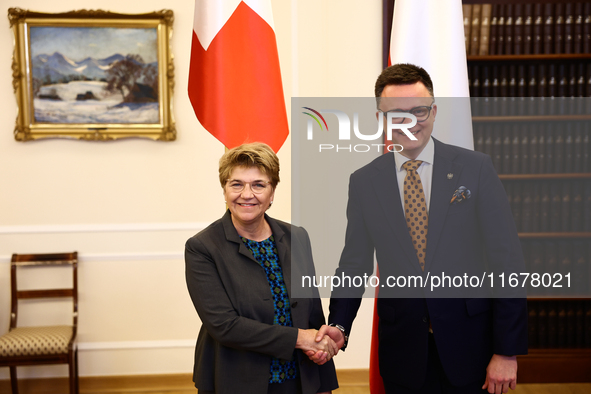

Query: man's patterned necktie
(402, 160), (429, 271)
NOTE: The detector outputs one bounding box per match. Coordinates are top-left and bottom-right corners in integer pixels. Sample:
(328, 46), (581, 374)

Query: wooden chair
(0, 252), (79, 394)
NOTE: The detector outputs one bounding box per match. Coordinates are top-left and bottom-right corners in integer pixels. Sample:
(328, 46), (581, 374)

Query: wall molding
(78, 339), (195, 351)
(0, 222), (210, 235)
(0, 251), (186, 264)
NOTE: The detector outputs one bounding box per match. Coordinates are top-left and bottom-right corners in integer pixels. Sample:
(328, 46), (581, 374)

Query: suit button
(291, 302), (298, 308)
(422, 316), (428, 323)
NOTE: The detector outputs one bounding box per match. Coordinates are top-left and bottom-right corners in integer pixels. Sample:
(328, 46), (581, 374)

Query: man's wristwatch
(328, 323), (349, 349)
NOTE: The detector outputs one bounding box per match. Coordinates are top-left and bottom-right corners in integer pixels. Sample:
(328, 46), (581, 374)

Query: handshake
(295, 325), (346, 365)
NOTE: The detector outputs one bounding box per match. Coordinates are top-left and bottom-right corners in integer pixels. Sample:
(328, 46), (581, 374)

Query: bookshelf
(384, 0), (591, 383)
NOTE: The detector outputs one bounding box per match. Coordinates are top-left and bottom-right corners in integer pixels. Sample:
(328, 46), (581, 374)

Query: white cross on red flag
(188, 0), (289, 152)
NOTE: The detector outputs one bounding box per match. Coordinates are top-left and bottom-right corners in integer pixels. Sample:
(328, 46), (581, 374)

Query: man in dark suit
(314, 64), (528, 393)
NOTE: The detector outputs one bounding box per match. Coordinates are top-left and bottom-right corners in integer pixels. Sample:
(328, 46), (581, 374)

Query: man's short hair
(374, 63), (434, 98)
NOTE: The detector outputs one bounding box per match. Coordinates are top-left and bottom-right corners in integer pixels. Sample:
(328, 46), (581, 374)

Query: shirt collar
(393, 137), (435, 171)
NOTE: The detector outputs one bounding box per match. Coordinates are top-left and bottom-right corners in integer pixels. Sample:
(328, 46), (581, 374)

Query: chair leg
(69, 348), (79, 394)
(9, 366), (19, 394)
(75, 347), (80, 394)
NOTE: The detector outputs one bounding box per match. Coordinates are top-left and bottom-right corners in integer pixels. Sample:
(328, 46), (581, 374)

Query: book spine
(490, 5), (499, 55)
(555, 128), (564, 173)
(550, 182), (561, 230)
(513, 183), (523, 232)
(565, 3), (574, 54)
(538, 125), (546, 173)
(523, 4), (534, 54)
(540, 182), (550, 232)
(505, 4), (514, 55)
(576, 301), (584, 347)
(583, 180), (591, 232)
(520, 124), (530, 173)
(528, 301), (539, 348)
(585, 301), (591, 347)
(533, 3), (544, 54)
(538, 301), (548, 347)
(555, 3), (565, 54)
(564, 123), (574, 173)
(567, 302), (576, 348)
(484, 123), (493, 158)
(544, 3), (555, 54)
(572, 242), (587, 295)
(470, 4), (482, 56)
(560, 181), (571, 232)
(521, 182), (533, 232)
(558, 301), (567, 347)
(479, 4), (492, 56)
(571, 181), (583, 232)
(544, 124), (554, 174)
(573, 122), (583, 173)
(497, 4), (506, 54)
(502, 125), (512, 174)
(463, 4), (473, 55)
(574, 2), (584, 53)
(513, 4), (524, 55)
(528, 65), (538, 115)
(532, 182), (541, 232)
(584, 3), (591, 53)
(558, 241), (572, 297)
(538, 64), (547, 115)
(548, 301), (558, 347)
(492, 124), (502, 172)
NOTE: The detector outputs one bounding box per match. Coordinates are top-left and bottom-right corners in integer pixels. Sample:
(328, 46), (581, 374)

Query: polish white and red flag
(188, 0), (289, 152)
(371, 1), (473, 393)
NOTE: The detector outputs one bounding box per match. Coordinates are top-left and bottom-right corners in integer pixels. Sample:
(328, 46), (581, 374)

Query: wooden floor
(1, 371), (590, 393)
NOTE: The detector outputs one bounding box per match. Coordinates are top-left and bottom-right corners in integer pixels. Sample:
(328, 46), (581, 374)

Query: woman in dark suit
(185, 142), (339, 394)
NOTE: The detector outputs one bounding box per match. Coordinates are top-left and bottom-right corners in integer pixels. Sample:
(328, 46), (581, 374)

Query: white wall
(0, 0), (382, 378)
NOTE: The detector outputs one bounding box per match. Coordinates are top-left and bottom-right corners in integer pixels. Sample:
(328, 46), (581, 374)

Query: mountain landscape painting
(30, 26), (159, 124)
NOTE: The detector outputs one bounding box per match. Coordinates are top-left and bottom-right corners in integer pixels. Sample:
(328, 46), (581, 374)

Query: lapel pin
(447, 173), (454, 180)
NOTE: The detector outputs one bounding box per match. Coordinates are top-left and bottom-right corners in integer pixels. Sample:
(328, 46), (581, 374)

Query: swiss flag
(188, 0), (289, 152)
(371, 1), (473, 393)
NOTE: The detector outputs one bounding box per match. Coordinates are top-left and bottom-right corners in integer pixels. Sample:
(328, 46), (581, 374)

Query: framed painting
(8, 8), (175, 141)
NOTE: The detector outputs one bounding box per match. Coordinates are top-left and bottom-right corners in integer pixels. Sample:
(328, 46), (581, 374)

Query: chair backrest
(10, 252), (78, 331)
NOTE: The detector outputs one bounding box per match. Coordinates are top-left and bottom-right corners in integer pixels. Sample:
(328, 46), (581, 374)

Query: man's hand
(296, 329), (339, 365)
(304, 325), (346, 364)
(315, 325), (346, 348)
(482, 354), (518, 394)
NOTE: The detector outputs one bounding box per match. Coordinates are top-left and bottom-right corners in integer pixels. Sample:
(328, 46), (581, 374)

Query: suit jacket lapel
(222, 210), (261, 264)
(371, 154), (423, 274)
(425, 139), (463, 271)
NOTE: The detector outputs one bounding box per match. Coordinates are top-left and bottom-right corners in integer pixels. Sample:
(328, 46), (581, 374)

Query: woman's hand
(295, 329), (338, 365)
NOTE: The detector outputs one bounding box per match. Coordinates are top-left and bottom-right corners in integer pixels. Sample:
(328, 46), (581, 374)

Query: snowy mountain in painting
(32, 52), (127, 82)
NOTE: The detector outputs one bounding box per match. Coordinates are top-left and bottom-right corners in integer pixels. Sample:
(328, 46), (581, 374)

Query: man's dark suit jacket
(329, 138), (528, 390)
(185, 210), (338, 394)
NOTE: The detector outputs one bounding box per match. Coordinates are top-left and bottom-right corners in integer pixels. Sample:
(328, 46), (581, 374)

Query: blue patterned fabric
(241, 235), (298, 384)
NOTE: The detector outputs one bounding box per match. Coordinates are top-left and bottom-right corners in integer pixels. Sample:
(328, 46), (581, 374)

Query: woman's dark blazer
(185, 210), (338, 394)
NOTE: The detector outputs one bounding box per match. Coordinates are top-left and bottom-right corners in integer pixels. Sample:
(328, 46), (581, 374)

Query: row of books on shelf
(504, 181), (591, 233)
(527, 300), (591, 348)
(468, 62), (591, 99)
(464, 3), (591, 56)
(474, 124), (590, 174)
(521, 240), (590, 296)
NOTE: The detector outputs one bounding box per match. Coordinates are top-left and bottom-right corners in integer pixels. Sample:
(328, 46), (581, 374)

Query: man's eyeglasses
(226, 180), (271, 194)
(379, 105), (434, 124)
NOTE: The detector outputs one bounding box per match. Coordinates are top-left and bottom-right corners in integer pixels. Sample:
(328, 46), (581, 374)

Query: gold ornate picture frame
(8, 8), (175, 141)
